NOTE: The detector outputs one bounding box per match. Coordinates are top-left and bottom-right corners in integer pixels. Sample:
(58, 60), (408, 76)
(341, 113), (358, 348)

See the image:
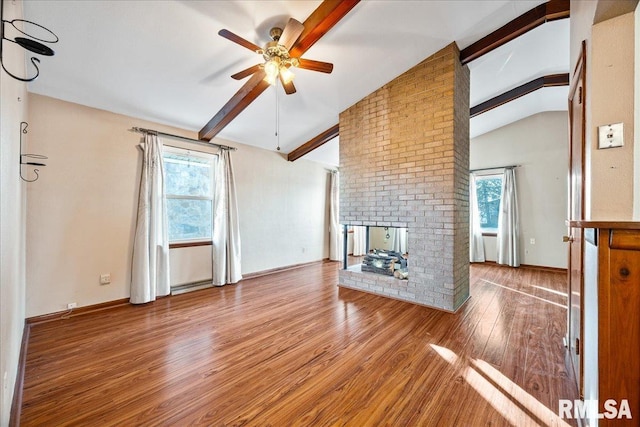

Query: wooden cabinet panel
(609, 229), (640, 251)
(598, 228), (640, 426)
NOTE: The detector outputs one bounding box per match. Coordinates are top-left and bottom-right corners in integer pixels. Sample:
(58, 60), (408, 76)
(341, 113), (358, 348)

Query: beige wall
(471, 111), (569, 269)
(169, 245), (211, 286)
(571, 1), (637, 220)
(570, 4), (638, 426)
(0, 0), (28, 422)
(26, 94), (330, 317)
(233, 138), (330, 273)
(590, 12), (635, 219)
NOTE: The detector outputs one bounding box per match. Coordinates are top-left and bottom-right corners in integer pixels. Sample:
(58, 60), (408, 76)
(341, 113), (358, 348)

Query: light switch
(598, 123), (624, 149)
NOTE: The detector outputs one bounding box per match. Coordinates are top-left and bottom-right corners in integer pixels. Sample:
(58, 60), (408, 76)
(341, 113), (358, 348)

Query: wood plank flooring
(20, 263), (578, 426)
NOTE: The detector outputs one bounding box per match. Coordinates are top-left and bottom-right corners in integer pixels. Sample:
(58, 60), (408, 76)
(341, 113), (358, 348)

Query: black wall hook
(1, 1), (58, 82)
(20, 122), (47, 182)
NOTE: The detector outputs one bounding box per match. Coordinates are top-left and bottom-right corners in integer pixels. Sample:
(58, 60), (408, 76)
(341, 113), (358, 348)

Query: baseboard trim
(25, 298), (130, 325)
(477, 260), (567, 273)
(25, 260), (332, 324)
(242, 259), (331, 280)
(23, 260), (561, 326)
(9, 323), (30, 427)
(171, 280), (214, 295)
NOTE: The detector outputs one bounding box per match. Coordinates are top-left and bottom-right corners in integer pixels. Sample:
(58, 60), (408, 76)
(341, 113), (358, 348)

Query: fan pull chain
(275, 83), (280, 151)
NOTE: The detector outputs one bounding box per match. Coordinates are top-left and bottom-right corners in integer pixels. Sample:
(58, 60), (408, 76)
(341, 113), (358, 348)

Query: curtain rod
(470, 164), (519, 173)
(129, 127), (237, 151)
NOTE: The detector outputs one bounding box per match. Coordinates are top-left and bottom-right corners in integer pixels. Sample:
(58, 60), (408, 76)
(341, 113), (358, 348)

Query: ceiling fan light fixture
(264, 57), (281, 79)
(264, 73), (277, 86)
(280, 66), (295, 84)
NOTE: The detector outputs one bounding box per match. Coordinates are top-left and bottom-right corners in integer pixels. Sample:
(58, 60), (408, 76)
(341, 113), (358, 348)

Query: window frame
(474, 172), (503, 236)
(162, 146), (217, 248)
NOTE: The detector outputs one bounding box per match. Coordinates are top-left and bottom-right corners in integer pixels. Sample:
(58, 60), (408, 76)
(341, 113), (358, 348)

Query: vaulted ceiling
(22, 1), (568, 166)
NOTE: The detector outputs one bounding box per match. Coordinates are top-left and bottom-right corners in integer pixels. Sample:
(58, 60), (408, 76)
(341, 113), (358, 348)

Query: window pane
(164, 155), (212, 197)
(476, 177), (502, 230)
(167, 199), (212, 241)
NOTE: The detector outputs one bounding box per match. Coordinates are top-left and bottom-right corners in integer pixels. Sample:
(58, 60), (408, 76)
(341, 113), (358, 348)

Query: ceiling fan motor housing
(269, 27), (283, 41)
(263, 36), (298, 69)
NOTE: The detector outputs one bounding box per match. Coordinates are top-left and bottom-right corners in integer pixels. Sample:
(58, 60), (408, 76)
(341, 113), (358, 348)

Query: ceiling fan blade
(278, 18), (304, 51)
(279, 74), (297, 95)
(296, 58), (333, 74)
(199, 70), (269, 141)
(231, 64), (262, 80)
(290, 0), (360, 57)
(218, 29), (262, 53)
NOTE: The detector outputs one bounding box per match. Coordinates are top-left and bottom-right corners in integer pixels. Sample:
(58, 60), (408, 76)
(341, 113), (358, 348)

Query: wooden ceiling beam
(199, 71), (270, 141)
(287, 124), (339, 162)
(470, 73), (569, 118)
(290, 0), (360, 57)
(460, 0), (570, 65)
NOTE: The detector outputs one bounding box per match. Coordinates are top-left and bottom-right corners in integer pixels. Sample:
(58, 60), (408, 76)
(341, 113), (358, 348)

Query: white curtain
(329, 171), (342, 261)
(469, 173), (486, 262)
(390, 228), (408, 254)
(212, 149), (242, 286)
(496, 168), (520, 267)
(352, 226), (367, 256)
(130, 134), (171, 304)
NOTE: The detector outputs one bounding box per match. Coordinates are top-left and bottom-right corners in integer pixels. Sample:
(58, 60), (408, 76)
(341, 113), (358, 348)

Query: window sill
(169, 240), (212, 249)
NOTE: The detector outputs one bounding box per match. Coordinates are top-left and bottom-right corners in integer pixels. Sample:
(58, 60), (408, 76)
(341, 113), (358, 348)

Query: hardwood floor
(21, 263), (577, 426)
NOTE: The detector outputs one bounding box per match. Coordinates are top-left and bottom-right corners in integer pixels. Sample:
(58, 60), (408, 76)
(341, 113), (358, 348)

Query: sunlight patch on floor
(481, 279), (567, 309)
(430, 344), (571, 427)
(430, 343), (458, 364)
(529, 285), (568, 298)
(464, 365), (539, 425)
(472, 359), (571, 427)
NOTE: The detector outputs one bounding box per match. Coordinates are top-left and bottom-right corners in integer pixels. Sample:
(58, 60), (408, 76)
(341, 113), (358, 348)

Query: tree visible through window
(163, 147), (215, 242)
(475, 174), (503, 233)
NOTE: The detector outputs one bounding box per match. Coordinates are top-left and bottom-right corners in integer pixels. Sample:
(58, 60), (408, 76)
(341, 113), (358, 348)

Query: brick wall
(339, 43), (470, 312)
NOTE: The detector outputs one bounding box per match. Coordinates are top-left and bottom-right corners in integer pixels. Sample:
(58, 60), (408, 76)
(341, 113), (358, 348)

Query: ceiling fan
(220, 19), (334, 95)
(199, 0), (360, 141)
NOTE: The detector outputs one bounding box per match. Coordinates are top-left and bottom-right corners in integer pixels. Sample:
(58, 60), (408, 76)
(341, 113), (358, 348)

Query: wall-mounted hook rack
(1, 0), (58, 82)
(20, 122), (47, 182)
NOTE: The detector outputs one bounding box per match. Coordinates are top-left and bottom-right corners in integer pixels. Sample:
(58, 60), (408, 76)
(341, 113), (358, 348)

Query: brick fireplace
(338, 43), (470, 312)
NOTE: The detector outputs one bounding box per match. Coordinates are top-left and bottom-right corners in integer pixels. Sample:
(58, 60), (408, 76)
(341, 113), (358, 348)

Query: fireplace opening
(341, 225), (408, 279)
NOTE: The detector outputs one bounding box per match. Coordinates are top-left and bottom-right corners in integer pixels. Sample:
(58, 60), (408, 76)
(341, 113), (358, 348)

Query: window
(475, 174), (503, 234)
(163, 147), (216, 243)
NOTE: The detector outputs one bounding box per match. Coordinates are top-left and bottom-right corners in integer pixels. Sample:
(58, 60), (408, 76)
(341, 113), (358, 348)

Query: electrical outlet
(530, 238), (536, 245)
(100, 273), (111, 285)
(67, 302), (77, 310)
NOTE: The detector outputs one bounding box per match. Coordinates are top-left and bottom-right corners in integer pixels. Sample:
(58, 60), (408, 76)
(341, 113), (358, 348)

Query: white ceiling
(468, 19), (569, 106)
(305, 17), (571, 165)
(468, 18), (570, 139)
(22, 0), (568, 167)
